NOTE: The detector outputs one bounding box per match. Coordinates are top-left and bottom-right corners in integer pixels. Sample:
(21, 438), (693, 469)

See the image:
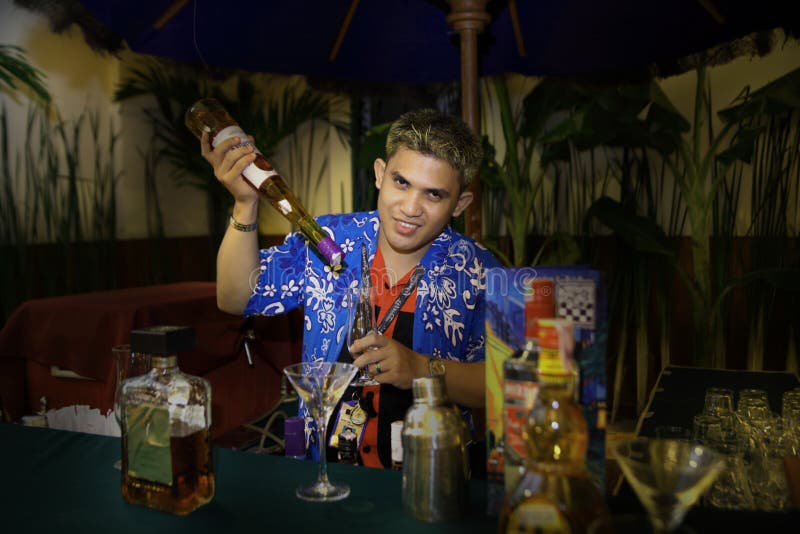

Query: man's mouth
(395, 219), (419, 235)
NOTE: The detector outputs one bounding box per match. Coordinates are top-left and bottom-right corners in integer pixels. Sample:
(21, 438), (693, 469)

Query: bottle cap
(130, 326), (196, 355)
(284, 416), (306, 458)
(338, 429), (357, 451)
(316, 237), (343, 267)
(525, 278), (554, 339)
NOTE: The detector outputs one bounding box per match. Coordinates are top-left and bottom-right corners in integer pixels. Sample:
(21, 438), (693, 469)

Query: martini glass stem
(316, 413), (331, 486)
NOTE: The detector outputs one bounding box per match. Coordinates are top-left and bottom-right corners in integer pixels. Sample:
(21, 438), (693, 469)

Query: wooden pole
(329, 0), (361, 61)
(152, 0), (190, 29)
(447, 0), (490, 241)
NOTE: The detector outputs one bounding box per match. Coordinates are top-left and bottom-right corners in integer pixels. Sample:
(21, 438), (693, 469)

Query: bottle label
(328, 400), (366, 449)
(503, 379), (539, 459)
(507, 497), (571, 534)
(212, 125), (278, 189)
(125, 403), (173, 486)
(390, 420), (404, 465)
(537, 319), (575, 376)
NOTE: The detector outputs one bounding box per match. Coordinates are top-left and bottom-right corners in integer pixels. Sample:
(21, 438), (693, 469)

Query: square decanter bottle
(120, 326), (214, 515)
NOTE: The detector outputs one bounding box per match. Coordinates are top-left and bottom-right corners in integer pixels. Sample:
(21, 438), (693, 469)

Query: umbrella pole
(447, 0), (490, 240)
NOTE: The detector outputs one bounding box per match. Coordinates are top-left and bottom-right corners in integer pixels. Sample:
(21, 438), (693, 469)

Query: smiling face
(374, 146), (473, 269)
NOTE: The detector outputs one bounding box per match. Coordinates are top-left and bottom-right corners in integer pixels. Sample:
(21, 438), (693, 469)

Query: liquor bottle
(120, 326), (214, 516)
(185, 98), (343, 268)
(502, 278), (554, 493)
(284, 415), (306, 460)
(391, 420), (404, 471)
(337, 429), (359, 465)
(499, 322), (609, 534)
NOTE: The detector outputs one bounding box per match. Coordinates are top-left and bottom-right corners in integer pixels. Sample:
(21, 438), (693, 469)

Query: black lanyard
(359, 243), (426, 336)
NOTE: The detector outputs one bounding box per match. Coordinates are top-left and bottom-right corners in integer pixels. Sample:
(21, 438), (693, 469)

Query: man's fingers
(229, 152), (256, 177)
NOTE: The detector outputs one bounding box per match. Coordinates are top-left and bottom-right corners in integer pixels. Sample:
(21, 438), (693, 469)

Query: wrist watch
(428, 357), (446, 377)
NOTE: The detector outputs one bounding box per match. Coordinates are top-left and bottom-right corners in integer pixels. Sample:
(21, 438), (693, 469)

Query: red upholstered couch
(0, 282), (303, 439)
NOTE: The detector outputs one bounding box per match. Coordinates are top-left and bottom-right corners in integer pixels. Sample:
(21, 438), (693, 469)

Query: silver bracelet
(229, 215), (257, 232)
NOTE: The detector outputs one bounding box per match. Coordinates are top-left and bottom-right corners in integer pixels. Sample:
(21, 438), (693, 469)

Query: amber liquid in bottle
(120, 345), (214, 517)
(502, 278), (555, 493)
(122, 427), (214, 516)
(499, 323), (609, 534)
(185, 99), (342, 267)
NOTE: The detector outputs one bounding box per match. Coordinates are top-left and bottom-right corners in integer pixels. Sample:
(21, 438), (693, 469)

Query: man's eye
(394, 177), (408, 187)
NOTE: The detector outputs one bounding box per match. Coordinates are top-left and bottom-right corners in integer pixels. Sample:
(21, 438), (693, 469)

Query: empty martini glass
(613, 438), (725, 533)
(283, 361), (358, 502)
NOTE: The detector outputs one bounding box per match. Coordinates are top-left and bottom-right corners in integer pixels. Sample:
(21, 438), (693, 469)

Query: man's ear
(374, 158), (386, 189)
(452, 190), (473, 217)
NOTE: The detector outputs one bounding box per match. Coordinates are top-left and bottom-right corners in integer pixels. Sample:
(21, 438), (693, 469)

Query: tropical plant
(113, 59), (349, 239)
(352, 121), (391, 213)
(0, 103), (119, 323)
(583, 67), (800, 416)
(481, 74), (591, 267)
(716, 67), (800, 371)
(640, 67), (800, 370)
(541, 79), (688, 417)
(0, 44), (50, 104)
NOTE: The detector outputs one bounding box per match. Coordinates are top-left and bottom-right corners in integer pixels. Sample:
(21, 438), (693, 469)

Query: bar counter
(0, 423), (493, 533)
(3, 423), (797, 533)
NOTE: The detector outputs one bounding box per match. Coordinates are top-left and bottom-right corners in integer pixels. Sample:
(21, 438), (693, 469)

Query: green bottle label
(125, 404), (172, 486)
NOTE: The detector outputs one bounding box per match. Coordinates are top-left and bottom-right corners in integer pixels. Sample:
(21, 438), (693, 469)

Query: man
(202, 108), (500, 468)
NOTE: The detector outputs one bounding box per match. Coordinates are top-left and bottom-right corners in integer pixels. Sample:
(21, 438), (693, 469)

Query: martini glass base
(296, 480), (351, 502)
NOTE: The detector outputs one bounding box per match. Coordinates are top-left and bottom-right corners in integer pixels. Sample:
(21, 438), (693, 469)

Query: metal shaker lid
(412, 375), (447, 404)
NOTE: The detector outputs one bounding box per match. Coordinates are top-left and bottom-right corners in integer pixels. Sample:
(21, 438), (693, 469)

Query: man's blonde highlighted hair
(385, 108), (482, 188)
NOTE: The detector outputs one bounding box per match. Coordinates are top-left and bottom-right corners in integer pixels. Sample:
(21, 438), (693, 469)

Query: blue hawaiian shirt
(244, 210), (501, 458)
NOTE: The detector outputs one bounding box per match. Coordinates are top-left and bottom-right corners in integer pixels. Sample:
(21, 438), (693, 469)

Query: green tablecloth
(4, 423), (798, 533)
(0, 424), (496, 533)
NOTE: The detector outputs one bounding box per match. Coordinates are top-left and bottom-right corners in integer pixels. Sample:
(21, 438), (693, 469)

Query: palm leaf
(0, 44), (50, 104)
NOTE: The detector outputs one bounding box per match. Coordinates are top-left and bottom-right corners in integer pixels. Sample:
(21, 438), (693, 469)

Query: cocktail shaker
(402, 375), (469, 522)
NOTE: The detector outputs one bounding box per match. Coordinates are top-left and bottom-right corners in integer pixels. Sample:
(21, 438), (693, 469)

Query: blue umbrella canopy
(65, 0), (798, 84)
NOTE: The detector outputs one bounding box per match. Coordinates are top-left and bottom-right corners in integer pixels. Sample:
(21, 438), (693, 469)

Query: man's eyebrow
(391, 170), (451, 198)
(427, 187), (451, 198)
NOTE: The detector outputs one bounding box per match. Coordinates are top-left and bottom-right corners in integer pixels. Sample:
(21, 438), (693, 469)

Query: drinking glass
(345, 285), (379, 386)
(782, 391), (800, 456)
(692, 414), (723, 445)
(283, 361), (358, 502)
(613, 438), (725, 534)
(112, 344), (150, 469)
(738, 388), (768, 408)
(703, 387), (734, 418)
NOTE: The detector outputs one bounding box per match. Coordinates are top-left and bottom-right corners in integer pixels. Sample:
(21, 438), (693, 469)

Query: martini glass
(283, 361), (359, 501)
(613, 438), (725, 533)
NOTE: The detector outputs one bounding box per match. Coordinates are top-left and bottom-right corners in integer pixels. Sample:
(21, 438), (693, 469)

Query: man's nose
(400, 192), (423, 217)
